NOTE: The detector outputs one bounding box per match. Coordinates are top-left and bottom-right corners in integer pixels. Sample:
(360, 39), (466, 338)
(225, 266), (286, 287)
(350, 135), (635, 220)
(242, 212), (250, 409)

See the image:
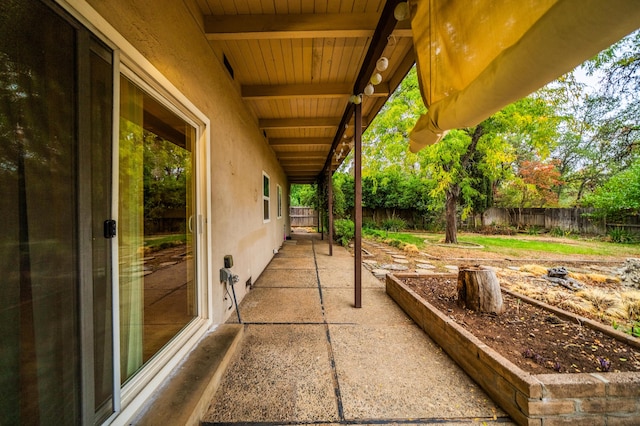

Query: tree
(290, 183), (318, 207)
(419, 94), (559, 243)
(549, 30), (640, 204)
(582, 158), (640, 221)
(497, 159), (563, 209)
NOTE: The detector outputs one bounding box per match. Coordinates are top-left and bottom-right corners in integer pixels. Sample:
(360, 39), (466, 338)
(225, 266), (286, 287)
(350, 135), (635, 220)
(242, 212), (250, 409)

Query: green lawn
(144, 234), (187, 251)
(369, 229), (640, 258)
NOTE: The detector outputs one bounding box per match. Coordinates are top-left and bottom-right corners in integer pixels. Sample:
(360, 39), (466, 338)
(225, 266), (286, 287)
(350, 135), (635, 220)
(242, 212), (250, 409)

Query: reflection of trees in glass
(143, 133), (191, 235)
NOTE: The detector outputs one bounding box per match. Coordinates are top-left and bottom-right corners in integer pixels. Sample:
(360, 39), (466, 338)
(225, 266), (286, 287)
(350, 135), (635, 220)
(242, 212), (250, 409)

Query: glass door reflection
(119, 76), (197, 383)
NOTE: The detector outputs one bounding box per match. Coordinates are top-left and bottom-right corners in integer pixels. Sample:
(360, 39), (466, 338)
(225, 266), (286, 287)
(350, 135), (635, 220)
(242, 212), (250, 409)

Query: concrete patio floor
(202, 231), (513, 425)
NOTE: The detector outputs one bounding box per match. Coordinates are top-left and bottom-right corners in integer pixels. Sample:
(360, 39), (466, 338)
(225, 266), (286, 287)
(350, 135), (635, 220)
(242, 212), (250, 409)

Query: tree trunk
(444, 185), (459, 244)
(457, 265), (504, 314)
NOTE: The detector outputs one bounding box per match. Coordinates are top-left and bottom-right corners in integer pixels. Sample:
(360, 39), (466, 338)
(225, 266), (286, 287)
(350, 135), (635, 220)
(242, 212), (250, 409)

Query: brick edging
(386, 273), (640, 426)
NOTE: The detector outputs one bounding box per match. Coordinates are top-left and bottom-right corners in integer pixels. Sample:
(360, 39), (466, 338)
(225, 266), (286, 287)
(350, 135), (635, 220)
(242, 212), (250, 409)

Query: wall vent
(223, 54), (234, 79)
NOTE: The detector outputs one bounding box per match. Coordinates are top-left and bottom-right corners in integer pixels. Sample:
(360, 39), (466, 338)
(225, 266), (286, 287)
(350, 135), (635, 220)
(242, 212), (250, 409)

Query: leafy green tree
(419, 94), (559, 243)
(290, 183), (318, 207)
(331, 172), (353, 218)
(582, 158), (640, 221)
(549, 30), (640, 204)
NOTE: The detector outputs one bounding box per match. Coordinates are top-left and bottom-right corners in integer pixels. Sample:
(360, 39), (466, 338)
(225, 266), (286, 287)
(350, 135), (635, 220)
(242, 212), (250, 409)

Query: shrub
(526, 225), (541, 235)
(608, 227), (637, 244)
(362, 219), (378, 230)
(550, 226), (571, 238)
(334, 219), (354, 247)
(381, 217), (406, 232)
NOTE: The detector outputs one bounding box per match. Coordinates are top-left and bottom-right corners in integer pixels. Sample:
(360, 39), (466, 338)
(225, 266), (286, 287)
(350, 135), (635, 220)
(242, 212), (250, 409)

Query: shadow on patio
(202, 231), (513, 425)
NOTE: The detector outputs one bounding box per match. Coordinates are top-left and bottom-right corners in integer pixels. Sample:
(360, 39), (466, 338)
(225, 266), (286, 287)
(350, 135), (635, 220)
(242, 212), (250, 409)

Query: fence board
(290, 206), (318, 227)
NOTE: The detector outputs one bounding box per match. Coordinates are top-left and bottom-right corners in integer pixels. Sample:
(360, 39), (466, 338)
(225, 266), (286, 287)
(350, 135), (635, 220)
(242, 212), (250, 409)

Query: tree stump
(457, 265), (504, 314)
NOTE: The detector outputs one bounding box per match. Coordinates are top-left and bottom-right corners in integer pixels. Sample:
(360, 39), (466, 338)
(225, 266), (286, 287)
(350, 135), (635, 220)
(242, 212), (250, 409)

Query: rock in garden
(416, 263), (435, 269)
(372, 269), (391, 278)
(542, 266), (583, 291)
(380, 263), (409, 271)
(620, 258), (640, 289)
(547, 266), (568, 278)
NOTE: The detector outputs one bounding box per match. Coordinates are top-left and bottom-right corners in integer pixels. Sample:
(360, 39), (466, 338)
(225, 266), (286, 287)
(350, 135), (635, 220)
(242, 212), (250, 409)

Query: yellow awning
(409, 0), (640, 152)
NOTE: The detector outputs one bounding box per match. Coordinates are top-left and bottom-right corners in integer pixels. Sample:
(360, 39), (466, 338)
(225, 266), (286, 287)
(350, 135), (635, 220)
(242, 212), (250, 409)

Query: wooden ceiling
(197, 0), (415, 183)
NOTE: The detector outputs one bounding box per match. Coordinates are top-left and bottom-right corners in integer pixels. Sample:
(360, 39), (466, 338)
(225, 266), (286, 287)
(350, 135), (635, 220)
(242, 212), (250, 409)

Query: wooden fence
(467, 207), (639, 235)
(290, 206), (318, 227)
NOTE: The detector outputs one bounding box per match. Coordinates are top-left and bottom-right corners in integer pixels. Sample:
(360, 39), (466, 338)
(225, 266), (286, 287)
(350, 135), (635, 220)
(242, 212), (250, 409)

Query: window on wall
(263, 172), (270, 222)
(277, 185), (282, 219)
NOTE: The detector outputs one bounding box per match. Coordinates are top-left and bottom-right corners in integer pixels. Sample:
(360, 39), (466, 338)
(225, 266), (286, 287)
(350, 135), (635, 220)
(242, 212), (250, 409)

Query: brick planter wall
(386, 273), (640, 426)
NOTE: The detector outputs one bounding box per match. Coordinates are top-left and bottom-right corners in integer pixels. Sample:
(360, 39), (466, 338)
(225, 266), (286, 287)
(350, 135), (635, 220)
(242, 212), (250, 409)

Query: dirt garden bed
(386, 272), (640, 425)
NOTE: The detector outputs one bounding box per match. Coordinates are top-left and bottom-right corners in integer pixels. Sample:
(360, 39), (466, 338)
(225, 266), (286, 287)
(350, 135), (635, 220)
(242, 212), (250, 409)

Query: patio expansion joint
(312, 239), (346, 422)
(202, 415), (514, 425)
(238, 322), (356, 326)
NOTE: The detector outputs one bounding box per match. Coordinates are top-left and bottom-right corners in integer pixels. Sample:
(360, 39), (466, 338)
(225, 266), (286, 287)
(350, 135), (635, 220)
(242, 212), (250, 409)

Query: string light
(370, 72), (382, 85)
(394, 2), (409, 21)
(364, 83), (374, 96)
(376, 57), (389, 72)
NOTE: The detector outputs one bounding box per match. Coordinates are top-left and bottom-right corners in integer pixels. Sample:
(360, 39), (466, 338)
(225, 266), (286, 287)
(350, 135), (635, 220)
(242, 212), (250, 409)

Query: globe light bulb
(370, 72), (382, 85)
(394, 2), (409, 21)
(376, 57), (389, 72)
(364, 83), (374, 96)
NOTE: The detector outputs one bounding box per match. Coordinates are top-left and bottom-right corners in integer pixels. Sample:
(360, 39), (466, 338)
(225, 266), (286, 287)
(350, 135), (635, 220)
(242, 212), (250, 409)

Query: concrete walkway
(202, 232), (513, 425)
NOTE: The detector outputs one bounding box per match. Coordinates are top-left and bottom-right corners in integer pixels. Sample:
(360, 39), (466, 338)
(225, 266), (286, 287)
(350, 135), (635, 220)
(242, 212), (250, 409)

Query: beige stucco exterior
(86, 0), (289, 324)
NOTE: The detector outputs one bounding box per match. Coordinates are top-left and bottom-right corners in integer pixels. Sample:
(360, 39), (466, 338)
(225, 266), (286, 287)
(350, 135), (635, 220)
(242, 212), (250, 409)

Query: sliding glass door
(0, 1), (114, 423)
(118, 75), (197, 383)
(1, 2), (202, 424)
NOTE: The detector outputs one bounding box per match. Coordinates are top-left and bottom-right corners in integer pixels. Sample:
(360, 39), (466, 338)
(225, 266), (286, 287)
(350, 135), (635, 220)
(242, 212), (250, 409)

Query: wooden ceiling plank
(319, 37), (335, 83)
(327, 0), (341, 14)
(302, 38), (313, 83)
(234, 0), (252, 14)
(282, 39), (297, 83)
(258, 39), (278, 85)
(329, 37), (346, 83)
(204, 13), (379, 40)
(196, 0), (212, 15)
(340, 0), (356, 13)
(238, 41), (269, 84)
(336, 37), (356, 85)
(274, 0), (288, 14)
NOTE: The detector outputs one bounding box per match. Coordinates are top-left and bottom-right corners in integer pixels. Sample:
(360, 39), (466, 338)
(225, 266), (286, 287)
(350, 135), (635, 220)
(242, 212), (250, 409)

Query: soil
(358, 236), (640, 375)
(402, 275), (640, 374)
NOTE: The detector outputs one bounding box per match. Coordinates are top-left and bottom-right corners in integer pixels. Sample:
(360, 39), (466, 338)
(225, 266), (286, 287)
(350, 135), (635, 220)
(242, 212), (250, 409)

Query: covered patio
(3, 0), (639, 424)
(198, 0), (640, 306)
(135, 231), (513, 425)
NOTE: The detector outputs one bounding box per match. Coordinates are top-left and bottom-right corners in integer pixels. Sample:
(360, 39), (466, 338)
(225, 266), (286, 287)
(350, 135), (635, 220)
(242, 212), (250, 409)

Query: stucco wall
(86, 0), (289, 324)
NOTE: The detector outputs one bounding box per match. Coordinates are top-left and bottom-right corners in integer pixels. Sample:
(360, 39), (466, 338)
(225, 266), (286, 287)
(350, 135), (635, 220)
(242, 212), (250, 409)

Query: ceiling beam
(269, 137), (333, 147)
(205, 13), (377, 40)
(259, 117), (340, 130)
(280, 156), (325, 161)
(321, 0), (405, 177)
(204, 13), (411, 41)
(242, 83), (351, 100)
(286, 170), (319, 175)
